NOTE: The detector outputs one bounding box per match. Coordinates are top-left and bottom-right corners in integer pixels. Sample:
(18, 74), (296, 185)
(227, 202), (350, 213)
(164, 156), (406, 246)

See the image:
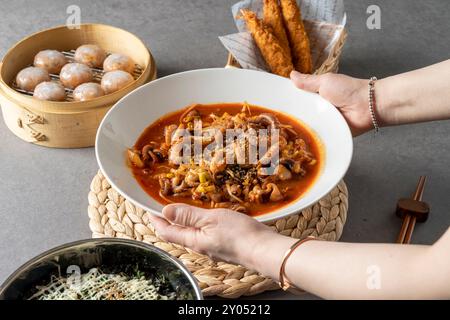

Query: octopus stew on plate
(128, 103), (322, 216)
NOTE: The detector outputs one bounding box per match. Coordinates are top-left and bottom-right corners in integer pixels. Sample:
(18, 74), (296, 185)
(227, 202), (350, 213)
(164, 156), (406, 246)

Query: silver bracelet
(368, 76), (380, 133)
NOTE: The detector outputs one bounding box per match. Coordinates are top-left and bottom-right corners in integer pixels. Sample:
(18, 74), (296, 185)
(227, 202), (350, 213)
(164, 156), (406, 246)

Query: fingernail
(290, 70), (308, 80)
(162, 205), (176, 220)
(164, 204), (186, 220)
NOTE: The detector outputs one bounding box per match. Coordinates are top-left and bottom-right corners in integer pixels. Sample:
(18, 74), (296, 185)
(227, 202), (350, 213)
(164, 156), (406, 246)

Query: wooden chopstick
(402, 215), (417, 244)
(397, 214), (412, 244)
(396, 176), (427, 244)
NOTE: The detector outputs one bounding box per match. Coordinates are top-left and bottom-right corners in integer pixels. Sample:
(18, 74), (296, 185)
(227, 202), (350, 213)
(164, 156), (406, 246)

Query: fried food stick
(263, 0), (292, 61)
(279, 0), (313, 74)
(241, 10), (294, 78)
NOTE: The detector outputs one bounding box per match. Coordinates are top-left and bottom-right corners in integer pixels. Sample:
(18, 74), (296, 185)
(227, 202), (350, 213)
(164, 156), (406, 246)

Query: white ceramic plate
(96, 68), (353, 223)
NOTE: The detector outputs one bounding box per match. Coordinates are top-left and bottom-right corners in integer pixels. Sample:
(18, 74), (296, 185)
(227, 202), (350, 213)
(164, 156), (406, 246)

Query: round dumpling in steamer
(16, 67), (50, 92)
(59, 63), (93, 89)
(33, 50), (67, 74)
(74, 44), (107, 68)
(103, 53), (135, 74)
(33, 81), (66, 101)
(73, 82), (105, 101)
(101, 70), (134, 94)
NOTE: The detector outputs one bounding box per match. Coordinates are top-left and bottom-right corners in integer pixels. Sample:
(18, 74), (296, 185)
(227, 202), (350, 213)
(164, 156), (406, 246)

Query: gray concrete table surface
(0, 0), (449, 300)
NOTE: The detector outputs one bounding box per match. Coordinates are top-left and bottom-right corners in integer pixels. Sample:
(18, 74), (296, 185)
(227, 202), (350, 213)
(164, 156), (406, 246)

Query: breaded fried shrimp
(280, 0), (313, 74)
(263, 0), (292, 61)
(241, 10), (294, 77)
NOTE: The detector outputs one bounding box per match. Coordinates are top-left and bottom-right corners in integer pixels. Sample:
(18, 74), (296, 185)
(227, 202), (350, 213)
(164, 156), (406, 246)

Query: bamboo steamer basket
(0, 24), (157, 148)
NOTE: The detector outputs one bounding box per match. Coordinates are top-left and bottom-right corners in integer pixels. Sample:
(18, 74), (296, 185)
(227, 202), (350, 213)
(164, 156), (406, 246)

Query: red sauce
(131, 103), (323, 216)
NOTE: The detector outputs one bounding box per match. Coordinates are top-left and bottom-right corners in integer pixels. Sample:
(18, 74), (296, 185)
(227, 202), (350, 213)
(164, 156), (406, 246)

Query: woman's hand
(148, 204), (288, 269)
(291, 60), (450, 133)
(148, 206), (450, 299)
(290, 71), (373, 136)
(149, 204), (296, 278)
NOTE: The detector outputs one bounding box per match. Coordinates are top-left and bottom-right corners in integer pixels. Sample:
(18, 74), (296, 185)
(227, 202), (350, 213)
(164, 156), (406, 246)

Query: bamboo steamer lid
(0, 24), (157, 148)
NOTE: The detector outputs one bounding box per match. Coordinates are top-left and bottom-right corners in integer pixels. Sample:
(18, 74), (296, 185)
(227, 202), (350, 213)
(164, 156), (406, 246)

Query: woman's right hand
(148, 204), (292, 268)
(148, 204), (297, 279)
(290, 71), (374, 136)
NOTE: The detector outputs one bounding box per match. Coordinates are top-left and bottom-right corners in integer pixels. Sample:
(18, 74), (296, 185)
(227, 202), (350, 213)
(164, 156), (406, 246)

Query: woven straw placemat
(88, 170), (348, 298)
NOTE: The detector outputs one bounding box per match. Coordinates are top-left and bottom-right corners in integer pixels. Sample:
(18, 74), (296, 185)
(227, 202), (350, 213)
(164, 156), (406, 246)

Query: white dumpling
(103, 53), (135, 74)
(59, 63), (93, 89)
(34, 50), (67, 74)
(74, 44), (107, 68)
(33, 81), (66, 101)
(16, 67), (50, 92)
(101, 70), (134, 94)
(73, 82), (105, 101)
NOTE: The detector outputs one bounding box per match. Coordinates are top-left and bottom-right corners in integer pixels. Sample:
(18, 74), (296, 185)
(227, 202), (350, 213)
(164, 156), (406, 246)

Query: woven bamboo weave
(88, 170), (348, 298)
(313, 28), (347, 75)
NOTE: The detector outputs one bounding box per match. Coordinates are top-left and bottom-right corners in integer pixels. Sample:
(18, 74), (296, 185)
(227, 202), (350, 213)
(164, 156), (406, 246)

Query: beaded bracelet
(368, 76), (380, 133)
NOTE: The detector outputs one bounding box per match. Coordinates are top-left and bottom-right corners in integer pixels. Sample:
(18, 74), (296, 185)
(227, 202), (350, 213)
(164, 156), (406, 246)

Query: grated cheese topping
(28, 268), (177, 300)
